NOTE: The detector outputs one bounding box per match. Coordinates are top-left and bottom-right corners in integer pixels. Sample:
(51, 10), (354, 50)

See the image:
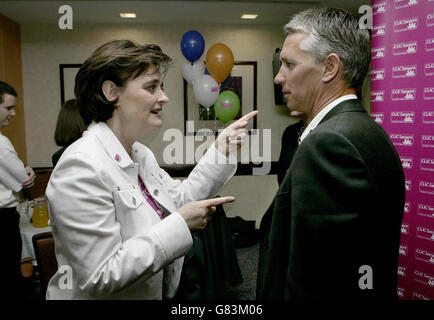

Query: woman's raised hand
(214, 110), (258, 157)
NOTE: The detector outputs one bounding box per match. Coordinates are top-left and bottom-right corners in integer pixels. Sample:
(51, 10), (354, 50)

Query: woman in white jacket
(45, 40), (256, 299)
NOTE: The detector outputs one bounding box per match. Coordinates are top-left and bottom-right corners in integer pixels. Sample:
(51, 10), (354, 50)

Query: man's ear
(322, 53), (341, 83)
(101, 80), (120, 102)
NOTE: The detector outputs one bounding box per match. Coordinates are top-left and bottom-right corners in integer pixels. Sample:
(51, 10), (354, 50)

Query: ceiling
(0, 0), (369, 25)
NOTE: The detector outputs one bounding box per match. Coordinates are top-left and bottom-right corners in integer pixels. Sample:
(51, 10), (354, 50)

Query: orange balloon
(206, 43), (234, 84)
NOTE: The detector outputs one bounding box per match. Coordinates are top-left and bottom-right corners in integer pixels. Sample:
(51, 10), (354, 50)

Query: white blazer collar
(85, 121), (134, 168)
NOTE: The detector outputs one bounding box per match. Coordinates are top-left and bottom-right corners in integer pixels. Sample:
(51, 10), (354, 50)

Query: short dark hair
(0, 81), (17, 103)
(54, 99), (87, 147)
(74, 40), (172, 125)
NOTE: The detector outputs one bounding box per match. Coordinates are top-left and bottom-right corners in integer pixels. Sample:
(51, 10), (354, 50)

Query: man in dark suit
(256, 8), (405, 299)
(258, 116), (304, 281)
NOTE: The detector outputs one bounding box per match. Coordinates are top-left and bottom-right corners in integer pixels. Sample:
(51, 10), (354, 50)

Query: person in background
(257, 111), (305, 286)
(52, 99), (86, 166)
(257, 8), (405, 299)
(276, 111), (306, 186)
(45, 40), (257, 299)
(0, 81), (36, 299)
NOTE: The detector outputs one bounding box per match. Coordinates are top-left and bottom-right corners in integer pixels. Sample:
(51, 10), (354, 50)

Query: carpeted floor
(219, 242), (259, 300)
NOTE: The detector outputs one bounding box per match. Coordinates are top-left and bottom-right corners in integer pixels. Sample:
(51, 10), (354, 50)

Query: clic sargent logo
(393, 17), (418, 32)
(371, 69), (385, 80)
(394, 40), (417, 55)
(394, 0), (419, 10)
(415, 248), (434, 264)
(405, 179), (412, 191)
(391, 88), (416, 101)
(425, 62), (434, 76)
(372, 1), (387, 15)
(404, 201), (410, 214)
(371, 112), (384, 123)
(419, 180), (434, 194)
(423, 87), (434, 100)
(371, 90), (385, 102)
(416, 225), (434, 241)
(398, 265), (407, 277)
(418, 203), (434, 218)
(401, 223), (410, 235)
(427, 13), (434, 27)
(426, 38), (434, 51)
(397, 287), (405, 298)
(391, 111), (415, 123)
(422, 111), (434, 123)
(414, 270), (434, 287)
(412, 291), (432, 300)
(399, 244), (408, 256)
(400, 156), (413, 169)
(373, 24), (386, 37)
(372, 46), (386, 59)
(420, 158), (434, 171)
(392, 65), (417, 78)
(421, 135), (434, 147)
(390, 134), (414, 146)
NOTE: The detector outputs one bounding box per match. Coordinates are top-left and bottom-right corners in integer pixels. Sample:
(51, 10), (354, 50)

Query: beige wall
(21, 22), (298, 226)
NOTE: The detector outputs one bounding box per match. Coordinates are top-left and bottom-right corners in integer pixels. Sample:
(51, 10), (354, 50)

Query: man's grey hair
(284, 8), (370, 93)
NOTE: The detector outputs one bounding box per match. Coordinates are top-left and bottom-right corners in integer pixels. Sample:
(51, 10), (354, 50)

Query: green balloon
(214, 90), (240, 124)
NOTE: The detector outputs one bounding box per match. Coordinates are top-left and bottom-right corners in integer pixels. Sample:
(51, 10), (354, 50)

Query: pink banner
(372, 0), (434, 300)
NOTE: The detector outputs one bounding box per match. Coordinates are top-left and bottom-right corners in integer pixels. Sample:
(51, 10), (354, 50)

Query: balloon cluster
(181, 30), (240, 124)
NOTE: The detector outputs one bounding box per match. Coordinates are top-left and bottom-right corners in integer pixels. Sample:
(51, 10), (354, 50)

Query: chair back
(32, 232), (58, 298)
(23, 168), (53, 200)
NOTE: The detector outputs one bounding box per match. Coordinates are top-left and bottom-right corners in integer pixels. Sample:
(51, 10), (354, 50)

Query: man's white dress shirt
(0, 131), (27, 208)
(299, 94), (358, 144)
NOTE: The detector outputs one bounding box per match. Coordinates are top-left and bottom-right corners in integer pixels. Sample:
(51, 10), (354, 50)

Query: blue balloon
(181, 30), (205, 63)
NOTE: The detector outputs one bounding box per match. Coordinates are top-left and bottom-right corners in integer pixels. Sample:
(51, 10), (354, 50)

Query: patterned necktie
(297, 125), (305, 144)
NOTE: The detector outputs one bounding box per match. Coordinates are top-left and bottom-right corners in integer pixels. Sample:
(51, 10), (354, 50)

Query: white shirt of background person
(0, 92), (29, 208)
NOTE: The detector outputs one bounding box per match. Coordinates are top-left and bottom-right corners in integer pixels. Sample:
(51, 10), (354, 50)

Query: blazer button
(132, 196), (136, 205)
(153, 189), (159, 197)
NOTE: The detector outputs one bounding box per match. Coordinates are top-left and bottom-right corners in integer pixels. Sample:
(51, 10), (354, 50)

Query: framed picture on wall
(59, 64), (81, 106)
(183, 61), (257, 136)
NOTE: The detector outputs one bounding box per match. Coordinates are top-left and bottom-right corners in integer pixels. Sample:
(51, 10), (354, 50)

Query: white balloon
(193, 74), (220, 108)
(182, 60), (205, 84)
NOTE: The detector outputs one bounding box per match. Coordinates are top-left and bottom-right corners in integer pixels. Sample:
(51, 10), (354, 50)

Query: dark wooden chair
(32, 232), (58, 299)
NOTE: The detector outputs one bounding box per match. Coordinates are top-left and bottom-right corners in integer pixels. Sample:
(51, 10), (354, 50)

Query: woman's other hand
(177, 196), (235, 231)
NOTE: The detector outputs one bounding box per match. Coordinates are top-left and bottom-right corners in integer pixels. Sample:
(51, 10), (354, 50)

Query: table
(17, 201), (52, 260)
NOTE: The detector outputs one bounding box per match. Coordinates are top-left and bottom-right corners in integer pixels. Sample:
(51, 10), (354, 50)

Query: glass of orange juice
(32, 196), (49, 228)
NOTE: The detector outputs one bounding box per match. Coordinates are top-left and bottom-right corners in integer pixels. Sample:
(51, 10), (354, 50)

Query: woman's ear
(322, 53), (341, 83)
(101, 80), (120, 102)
